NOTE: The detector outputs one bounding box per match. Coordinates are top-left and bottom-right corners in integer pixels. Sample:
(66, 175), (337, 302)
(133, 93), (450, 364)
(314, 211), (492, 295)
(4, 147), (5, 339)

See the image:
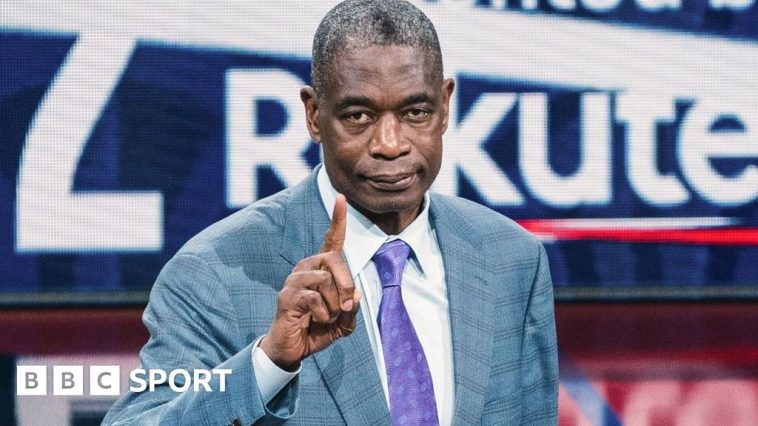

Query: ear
(300, 86), (322, 144)
(440, 78), (455, 134)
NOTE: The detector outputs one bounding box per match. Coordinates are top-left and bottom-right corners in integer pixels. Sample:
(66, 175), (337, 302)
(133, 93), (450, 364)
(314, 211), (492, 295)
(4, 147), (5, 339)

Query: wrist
(259, 335), (301, 372)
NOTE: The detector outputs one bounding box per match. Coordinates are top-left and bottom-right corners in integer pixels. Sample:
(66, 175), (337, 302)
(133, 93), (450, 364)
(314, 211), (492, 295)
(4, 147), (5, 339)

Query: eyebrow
(334, 92), (435, 112)
(400, 93), (435, 106)
(334, 96), (375, 112)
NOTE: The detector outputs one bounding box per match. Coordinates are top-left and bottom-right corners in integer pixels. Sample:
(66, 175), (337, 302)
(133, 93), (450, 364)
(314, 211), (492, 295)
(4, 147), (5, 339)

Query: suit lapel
(279, 171), (390, 424)
(312, 314), (391, 424)
(279, 171), (330, 267)
(430, 196), (496, 423)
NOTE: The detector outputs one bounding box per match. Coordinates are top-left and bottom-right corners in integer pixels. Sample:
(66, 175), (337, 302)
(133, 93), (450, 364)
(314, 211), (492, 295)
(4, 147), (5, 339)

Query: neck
(349, 200), (423, 235)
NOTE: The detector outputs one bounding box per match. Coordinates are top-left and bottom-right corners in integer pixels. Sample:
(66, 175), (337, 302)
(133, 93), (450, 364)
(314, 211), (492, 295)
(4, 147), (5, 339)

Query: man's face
(302, 44), (454, 223)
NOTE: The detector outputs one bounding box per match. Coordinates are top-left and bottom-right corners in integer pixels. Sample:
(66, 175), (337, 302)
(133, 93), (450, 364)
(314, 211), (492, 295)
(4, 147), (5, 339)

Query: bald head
(311, 0), (443, 98)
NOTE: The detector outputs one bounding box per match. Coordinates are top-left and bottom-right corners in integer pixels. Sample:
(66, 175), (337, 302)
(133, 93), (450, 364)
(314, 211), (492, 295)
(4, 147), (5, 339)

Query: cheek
(406, 122), (443, 157)
(415, 135), (443, 166)
(322, 141), (363, 174)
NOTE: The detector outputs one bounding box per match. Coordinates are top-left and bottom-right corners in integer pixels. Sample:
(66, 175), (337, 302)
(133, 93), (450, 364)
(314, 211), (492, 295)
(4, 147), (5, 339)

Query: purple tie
(373, 239), (439, 425)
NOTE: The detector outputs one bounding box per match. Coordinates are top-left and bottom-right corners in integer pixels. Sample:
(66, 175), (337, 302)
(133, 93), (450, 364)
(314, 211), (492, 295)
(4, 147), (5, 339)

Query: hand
(260, 194), (361, 370)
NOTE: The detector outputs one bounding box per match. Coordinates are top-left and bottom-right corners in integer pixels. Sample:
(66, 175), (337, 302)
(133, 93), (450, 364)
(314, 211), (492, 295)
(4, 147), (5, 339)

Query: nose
(369, 113), (410, 159)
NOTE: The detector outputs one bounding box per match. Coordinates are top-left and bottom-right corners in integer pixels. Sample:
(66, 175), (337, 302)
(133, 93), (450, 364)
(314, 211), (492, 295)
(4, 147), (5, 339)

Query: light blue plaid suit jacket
(103, 169), (558, 425)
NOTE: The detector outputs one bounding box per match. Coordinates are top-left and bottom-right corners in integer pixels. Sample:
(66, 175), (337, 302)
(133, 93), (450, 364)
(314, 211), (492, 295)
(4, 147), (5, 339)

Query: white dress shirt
(252, 166), (454, 425)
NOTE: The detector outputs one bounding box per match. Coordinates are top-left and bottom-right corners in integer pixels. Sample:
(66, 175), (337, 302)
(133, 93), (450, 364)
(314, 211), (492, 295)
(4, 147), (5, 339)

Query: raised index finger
(319, 194), (355, 311)
(321, 194), (347, 254)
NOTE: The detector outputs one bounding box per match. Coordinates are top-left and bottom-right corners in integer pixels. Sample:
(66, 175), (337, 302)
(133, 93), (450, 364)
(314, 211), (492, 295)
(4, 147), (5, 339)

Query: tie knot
(372, 240), (411, 289)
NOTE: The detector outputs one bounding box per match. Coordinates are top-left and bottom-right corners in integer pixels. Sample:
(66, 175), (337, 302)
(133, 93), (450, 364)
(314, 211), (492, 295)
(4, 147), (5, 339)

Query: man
(104, 1), (557, 424)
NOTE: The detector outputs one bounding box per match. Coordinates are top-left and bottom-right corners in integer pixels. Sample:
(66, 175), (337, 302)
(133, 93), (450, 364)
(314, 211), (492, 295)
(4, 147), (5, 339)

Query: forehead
(325, 44), (438, 104)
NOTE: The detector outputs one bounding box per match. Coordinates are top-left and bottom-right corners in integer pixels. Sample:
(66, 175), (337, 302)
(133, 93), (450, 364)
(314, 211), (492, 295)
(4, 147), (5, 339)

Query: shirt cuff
(251, 335), (301, 404)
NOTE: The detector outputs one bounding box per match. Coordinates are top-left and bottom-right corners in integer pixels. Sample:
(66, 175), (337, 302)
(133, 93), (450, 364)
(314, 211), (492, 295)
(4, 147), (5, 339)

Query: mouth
(364, 172), (418, 192)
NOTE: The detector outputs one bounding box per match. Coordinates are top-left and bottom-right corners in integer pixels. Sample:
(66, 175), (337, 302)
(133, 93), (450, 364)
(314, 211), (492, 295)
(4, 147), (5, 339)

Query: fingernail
(342, 299), (353, 311)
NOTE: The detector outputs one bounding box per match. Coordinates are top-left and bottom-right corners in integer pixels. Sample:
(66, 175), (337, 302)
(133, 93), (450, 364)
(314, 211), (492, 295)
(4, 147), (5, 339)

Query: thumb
(321, 194), (347, 253)
(336, 288), (362, 333)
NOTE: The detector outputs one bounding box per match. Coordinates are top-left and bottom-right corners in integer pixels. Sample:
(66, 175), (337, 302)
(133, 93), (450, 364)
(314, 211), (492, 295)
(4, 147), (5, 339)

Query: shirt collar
(316, 165), (433, 279)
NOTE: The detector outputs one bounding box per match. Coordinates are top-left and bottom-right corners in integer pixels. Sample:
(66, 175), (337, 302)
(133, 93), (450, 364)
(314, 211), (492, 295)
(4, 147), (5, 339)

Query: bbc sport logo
(16, 365), (232, 396)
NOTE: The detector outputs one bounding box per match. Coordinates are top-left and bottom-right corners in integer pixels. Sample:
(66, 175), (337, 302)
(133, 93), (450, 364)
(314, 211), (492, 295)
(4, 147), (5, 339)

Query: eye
(405, 108), (430, 121)
(343, 111), (372, 124)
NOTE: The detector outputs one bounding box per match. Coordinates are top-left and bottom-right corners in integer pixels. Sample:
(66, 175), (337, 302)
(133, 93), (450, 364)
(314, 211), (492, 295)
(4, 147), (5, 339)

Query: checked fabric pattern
(373, 239), (440, 425)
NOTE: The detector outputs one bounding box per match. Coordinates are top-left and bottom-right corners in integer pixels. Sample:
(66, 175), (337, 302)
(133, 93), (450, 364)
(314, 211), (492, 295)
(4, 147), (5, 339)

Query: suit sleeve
(519, 243), (559, 425)
(102, 253), (299, 426)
